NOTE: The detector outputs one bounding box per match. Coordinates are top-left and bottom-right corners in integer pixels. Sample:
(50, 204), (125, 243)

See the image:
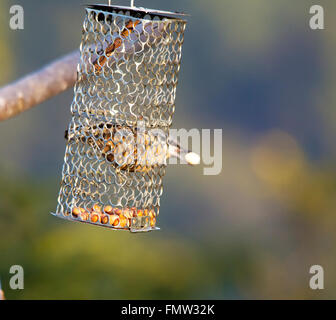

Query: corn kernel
(90, 213), (99, 223)
(101, 214), (109, 224)
(104, 205), (114, 215)
(110, 215), (120, 227)
(72, 207), (81, 218)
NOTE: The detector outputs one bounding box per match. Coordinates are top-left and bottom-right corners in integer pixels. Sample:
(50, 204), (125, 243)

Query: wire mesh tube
(52, 5), (187, 232)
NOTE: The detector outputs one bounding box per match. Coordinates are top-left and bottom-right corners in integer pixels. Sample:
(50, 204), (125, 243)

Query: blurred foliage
(2, 0), (336, 299)
(0, 173), (260, 299)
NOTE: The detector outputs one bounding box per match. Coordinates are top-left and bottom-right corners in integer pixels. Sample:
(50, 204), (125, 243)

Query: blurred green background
(1, 0), (336, 299)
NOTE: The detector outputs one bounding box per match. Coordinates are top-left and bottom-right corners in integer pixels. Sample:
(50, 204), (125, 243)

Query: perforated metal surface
(52, 5), (187, 232)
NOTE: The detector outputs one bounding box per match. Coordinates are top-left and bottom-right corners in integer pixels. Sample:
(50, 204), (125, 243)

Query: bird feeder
(52, 2), (187, 232)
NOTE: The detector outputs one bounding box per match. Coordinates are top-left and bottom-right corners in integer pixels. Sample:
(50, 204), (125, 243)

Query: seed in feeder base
(114, 208), (122, 216)
(90, 213), (100, 223)
(137, 209), (144, 217)
(72, 207), (81, 218)
(149, 209), (156, 218)
(92, 203), (102, 213)
(119, 214), (128, 228)
(130, 207), (137, 217)
(104, 205), (114, 215)
(110, 215), (120, 227)
(100, 214), (109, 225)
(150, 217), (156, 228)
(80, 213), (89, 221)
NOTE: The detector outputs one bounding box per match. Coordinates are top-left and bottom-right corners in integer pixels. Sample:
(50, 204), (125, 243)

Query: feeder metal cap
(86, 4), (189, 20)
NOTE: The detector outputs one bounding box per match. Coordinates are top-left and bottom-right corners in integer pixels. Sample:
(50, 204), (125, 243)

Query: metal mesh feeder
(52, 4), (187, 233)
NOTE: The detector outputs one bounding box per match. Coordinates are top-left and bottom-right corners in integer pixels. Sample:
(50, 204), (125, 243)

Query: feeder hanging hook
(108, 1), (135, 7)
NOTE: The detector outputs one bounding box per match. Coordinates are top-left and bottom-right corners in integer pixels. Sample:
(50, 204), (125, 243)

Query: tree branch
(0, 50), (79, 121)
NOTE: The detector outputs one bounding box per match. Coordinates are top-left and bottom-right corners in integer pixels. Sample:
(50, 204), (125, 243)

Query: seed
(101, 214), (109, 225)
(137, 209), (144, 217)
(104, 205), (114, 215)
(106, 154), (114, 162)
(149, 209), (156, 218)
(72, 207), (81, 218)
(92, 203), (102, 213)
(103, 145), (111, 155)
(114, 208), (122, 216)
(87, 137), (94, 146)
(90, 213), (100, 223)
(79, 212), (89, 221)
(130, 207), (137, 217)
(150, 217), (156, 228)
(94, 129), (101, 139)
(110, 215), (120, 227)
(106, 142), (115, 155)
(119, 214), (128, 228)
(103, 130), (111, 140)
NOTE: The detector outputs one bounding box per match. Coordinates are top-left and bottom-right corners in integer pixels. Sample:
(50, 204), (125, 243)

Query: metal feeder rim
(86, 4), (189, 21)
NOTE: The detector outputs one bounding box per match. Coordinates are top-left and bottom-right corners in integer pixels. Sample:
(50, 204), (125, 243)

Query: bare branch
(0, 50), (79, 121)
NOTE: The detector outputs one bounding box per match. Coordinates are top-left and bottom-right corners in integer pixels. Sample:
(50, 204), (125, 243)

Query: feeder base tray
(50, 212), (160, 233)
